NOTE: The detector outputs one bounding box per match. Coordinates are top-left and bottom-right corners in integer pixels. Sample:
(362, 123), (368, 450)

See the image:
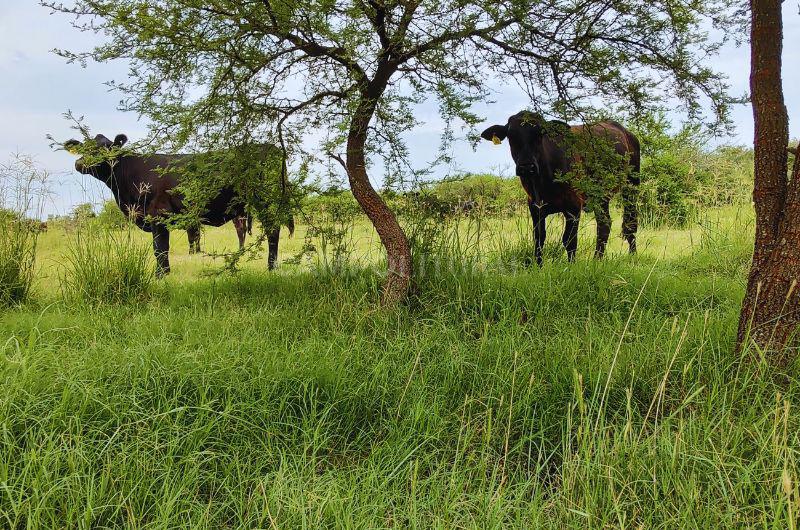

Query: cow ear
(113, 134), (128, 147)
(94, 134), (113, 148)
(481, 125), (508, 144)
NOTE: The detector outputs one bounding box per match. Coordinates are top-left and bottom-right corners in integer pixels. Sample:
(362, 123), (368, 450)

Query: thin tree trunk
(737, 0), (800, 362)
(345, 71), (412, 305)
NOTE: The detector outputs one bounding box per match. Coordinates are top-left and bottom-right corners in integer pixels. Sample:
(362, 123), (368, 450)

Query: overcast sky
(2, 1), (799, 218)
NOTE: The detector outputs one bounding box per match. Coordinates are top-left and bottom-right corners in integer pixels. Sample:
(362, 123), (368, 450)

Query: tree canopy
(46, 0), (745, 302)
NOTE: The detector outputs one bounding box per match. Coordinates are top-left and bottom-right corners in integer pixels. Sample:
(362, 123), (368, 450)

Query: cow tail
(621, 131), (640, 245)
(247, 213), (253, 235)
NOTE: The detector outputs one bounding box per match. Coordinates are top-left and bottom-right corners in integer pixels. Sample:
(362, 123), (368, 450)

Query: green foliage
(96, 200), (130, 230)
(631, 114), (753, 228)
(293, 187), (362, 272)
(699, 146), (755, 206)
(427, 174), (526, 216)
(70, 202), (96, 222)
(172, 145), (289, 228)
(0, 154), (49, 306)
(49, 0), (743, 189)
(60, 227), (155, 305)
(166, 143), (304, 272)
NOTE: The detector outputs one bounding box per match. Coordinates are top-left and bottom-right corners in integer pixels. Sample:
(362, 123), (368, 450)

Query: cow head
(481, 112), (569, 183)
(64, 134), (129, 183)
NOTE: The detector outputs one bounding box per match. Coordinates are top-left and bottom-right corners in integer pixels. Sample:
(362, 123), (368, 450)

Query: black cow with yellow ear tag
(481, 111), (641, 265)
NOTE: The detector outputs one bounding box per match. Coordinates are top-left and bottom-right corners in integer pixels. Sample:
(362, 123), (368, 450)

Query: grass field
(3, 204), (800, 528)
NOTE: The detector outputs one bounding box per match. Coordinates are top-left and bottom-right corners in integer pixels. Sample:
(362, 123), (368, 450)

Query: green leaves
(49, 0), (744, 157)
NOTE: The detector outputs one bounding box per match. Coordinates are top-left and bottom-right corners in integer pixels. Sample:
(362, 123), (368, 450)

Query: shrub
(630, 114), (710, 228)
(696, 146), (754, 207)
(71, 202), (96, 222)
(428, 174), (525, 216)
(630, 113), (754, 228)
(61, 227), (155, 305)
(637, 150), (704, 228)
(96, 200), (130, 230)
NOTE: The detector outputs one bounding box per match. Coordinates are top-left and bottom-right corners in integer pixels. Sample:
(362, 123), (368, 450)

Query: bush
(697, 146), (754, 207)
(96, 200), (130, 230)
(630, 113), (754, 228)
(428, 174), (525, 216)
(630, 114), (709, 228)
(61, 227), (155, 305)
(71, 202), (96, 222)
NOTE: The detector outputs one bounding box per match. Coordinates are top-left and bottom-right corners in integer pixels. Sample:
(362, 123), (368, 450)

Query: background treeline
(37, 117), (759, 235)
(303, 118), (757, 229)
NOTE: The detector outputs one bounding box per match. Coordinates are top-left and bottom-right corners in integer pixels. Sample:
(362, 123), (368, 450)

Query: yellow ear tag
(492, 135), (502, 145)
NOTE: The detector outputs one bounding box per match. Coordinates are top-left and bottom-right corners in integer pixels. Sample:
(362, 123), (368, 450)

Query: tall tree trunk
(345, 73), (412, 305)
(737, 0), (800, 363)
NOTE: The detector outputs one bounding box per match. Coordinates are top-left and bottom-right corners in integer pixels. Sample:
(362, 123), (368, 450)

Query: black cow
(482, 112), (640, 265)
(65, 134), (292, 275)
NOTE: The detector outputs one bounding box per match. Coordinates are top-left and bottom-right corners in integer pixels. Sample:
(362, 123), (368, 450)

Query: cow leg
(152, 224), (171, 277)
(528, 201), (547, 266)
(594, 200), (611, 259)
(267, 227), (280, 270)
(234, 217), (247, 250)
(622, 194), (638, 254)
(187, 225), (201, 254)
(622, 161), (640, 254)
(562, 210), (580, 262)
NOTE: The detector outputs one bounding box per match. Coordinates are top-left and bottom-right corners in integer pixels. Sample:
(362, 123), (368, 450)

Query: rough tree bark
(737, 0), (800, 363)
(345, 65), (412, 306)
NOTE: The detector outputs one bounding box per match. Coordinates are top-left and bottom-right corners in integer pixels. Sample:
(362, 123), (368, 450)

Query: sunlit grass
(3, 204), (798, 528)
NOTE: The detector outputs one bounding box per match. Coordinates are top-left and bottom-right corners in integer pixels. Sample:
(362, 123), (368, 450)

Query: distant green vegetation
(631, 114), (754, 228)
(302, 125), (754, 234)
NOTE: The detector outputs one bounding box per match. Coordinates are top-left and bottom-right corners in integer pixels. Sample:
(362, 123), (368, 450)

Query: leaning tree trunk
(345, 74), (412, 305)
(737, 0), (800, 363)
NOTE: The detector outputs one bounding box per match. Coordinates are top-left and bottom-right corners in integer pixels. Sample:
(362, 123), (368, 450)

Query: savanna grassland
(2, 199), (800, 528)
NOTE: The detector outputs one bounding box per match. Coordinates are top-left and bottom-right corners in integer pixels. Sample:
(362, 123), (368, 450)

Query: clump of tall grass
(0, 154), (50, 306)
(675, 211), (754, 279)
(60, 226), (155, 305)
(0, 214), (38, 306)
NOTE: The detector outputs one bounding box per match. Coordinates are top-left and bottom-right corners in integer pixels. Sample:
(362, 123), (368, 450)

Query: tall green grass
(1, 206), (797, 528)
(0, 216), (38, 307)
(60, 226), (156, 305)
(0, 154), (49, 307)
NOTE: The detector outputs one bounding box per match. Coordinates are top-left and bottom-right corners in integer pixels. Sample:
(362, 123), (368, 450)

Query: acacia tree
(737, 0), (800, 362)
(46, 0), (740, 304)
